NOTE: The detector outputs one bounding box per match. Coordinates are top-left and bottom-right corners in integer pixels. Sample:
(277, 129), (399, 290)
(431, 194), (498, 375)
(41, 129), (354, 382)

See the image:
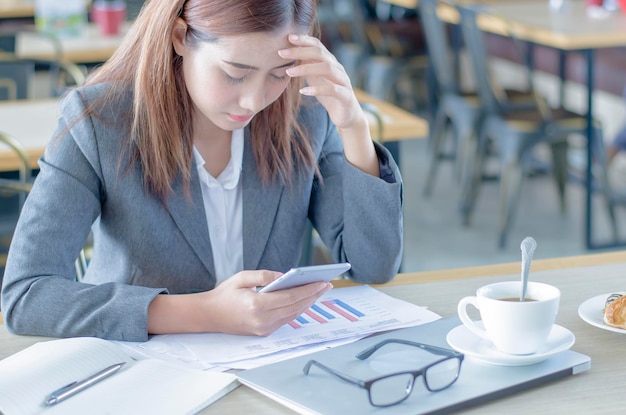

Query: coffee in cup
(457, 281), (560, 355)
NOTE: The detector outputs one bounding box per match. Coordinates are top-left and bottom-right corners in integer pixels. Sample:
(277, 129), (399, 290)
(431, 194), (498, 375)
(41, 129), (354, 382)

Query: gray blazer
(1, 84), (403, 341)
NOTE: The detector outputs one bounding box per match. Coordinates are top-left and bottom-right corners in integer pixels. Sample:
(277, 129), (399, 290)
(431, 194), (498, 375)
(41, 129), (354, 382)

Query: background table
(2, 250), (626, 413)
(0, 0), (33, 20)
(0, 90), (427, 173)
(355, 88), (428, 142)
(0, 98), (58, 171)
(386, 0), (626, 249)
(444, 1), (626, 250)
(14, 22), (131, 64)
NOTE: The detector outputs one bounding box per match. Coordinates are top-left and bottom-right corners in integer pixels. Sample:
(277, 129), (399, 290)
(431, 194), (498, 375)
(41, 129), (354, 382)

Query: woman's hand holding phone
(257, 263), (351, 293)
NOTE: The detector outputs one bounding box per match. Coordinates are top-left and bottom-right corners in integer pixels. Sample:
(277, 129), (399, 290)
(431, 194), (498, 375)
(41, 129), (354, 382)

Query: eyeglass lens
(425, 358), (461, 390)
(369, 373), (414, 407)
(369, 357), (461, 406)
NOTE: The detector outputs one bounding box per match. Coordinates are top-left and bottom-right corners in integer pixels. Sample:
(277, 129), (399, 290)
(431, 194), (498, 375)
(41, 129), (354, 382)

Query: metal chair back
(417, 0), (458, 96)
(0, 59), (34, 100)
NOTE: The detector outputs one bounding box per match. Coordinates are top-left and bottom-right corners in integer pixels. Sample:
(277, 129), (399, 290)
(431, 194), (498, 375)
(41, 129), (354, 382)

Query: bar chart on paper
(119, 286), (442, 370)
(289, 300), (365, 328)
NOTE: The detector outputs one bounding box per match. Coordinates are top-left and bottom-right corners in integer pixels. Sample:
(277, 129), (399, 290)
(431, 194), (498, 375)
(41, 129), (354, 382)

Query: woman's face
(173, 24), (299, 136)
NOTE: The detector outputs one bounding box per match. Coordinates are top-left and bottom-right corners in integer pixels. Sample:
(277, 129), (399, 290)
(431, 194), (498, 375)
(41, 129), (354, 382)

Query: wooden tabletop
(355, 88), (428, 141)
(0, 0), (34, 19)
(384, 0), (626, 50)
(3, 250), (626, 414)
(437, 0), (626, 50)
(381, 0), (532, 12)
(0, 98), (58, 171)
(383, 0), (420, 9)
(14, 22), (131, 64)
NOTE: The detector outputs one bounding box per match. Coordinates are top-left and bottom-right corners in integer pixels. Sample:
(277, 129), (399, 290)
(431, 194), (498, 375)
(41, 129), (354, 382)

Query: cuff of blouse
(375, 143), (396, 184)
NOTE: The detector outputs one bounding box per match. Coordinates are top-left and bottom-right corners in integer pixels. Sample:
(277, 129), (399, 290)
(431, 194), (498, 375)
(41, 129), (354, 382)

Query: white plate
(446, 323), (575, 366)
(578, 293), (626, 334)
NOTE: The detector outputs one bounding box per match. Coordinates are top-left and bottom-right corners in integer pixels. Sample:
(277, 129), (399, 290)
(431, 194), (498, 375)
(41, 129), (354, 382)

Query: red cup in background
(91, 1), (127, 36)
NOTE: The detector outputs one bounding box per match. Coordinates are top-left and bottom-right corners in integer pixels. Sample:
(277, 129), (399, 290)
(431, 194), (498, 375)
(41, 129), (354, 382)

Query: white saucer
(578, 293), (626, 334)
(446, 323), (575, 366)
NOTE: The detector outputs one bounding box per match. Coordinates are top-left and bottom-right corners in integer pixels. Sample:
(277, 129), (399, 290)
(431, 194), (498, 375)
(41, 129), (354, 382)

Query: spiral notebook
(237, 317), (590, 415)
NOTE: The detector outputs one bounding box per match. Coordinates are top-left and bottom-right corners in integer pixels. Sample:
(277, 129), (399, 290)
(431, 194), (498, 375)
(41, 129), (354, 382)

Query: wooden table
(0, 92), (426, 173)
(14, 22), (131, 64)
(446, 1), (626, 250)
(356, 87), (428, 165)
(382, 0), (527, 11)
(0, 98), (58, 171)
(434, 1), (626, 49)
(0, 0), (33, 20)
(355, 88), (428, 142)
(2, 250), (626, 413)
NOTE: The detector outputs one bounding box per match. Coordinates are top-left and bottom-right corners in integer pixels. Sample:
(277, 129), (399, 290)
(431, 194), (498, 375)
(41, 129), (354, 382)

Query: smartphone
(257, 262), (351, 293)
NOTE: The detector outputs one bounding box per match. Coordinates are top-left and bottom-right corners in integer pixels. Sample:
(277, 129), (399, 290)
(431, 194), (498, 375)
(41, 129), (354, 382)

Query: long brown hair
(86, 0), (318, 200)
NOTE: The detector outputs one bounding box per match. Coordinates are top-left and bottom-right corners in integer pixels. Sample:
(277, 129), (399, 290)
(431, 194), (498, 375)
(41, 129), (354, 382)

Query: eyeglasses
(303, 339), (464, 407)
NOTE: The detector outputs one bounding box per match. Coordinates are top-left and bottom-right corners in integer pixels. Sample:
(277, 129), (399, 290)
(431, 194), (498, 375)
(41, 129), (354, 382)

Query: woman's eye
(225, 73), (245, 84)
(270, 74), (288, 82)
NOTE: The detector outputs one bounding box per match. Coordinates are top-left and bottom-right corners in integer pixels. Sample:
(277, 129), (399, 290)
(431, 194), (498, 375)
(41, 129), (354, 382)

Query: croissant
(603, 293), (626, 329)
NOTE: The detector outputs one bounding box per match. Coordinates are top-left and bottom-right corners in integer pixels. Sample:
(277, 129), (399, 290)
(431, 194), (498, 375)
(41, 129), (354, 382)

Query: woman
(1, 0), (403, 341)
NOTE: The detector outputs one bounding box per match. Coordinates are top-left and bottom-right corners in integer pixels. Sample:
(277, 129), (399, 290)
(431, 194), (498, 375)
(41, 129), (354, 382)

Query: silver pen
(45, 362), (126, 406)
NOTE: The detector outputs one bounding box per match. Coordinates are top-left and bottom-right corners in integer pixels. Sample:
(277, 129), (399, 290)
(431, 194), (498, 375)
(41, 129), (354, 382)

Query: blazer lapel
(166, 163), (215, 277)
(242, 128), (284, 270)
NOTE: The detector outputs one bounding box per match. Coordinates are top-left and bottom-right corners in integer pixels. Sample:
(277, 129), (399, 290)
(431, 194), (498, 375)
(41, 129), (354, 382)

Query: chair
(321, 0), (393, 93)
(0, 31), (86, 99)
(591, 138), (626, 242)
(569, 135), (626, 243)
(417, 0), (534, 200)
(418, 0), (481, 197)
(41, 54), (87, 98)
(0, 131), (33, 281)
(0, 132), (32, 208)
(0, 33), (16, 53)
(456, 5), (606, 248)
(125, 0), (146, 20)
(0, 59), (35, 100)
(320, 0), (428, 110)
(361, 21), (428, 114)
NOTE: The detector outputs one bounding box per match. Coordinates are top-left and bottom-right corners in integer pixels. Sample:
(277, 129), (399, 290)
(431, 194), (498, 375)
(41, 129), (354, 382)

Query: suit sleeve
(1, 90), (165, 341)
(308, 110), (404, 284)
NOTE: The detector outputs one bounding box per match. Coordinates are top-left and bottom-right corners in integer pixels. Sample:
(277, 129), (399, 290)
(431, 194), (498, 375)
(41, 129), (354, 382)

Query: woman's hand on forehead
(279, 34), (361, 130)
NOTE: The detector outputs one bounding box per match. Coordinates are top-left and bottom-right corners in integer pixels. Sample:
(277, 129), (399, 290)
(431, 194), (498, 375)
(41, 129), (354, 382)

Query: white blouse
(193, 129), (244, 285)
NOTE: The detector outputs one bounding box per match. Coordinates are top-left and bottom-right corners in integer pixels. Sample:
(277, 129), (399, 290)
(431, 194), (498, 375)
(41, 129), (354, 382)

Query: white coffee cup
(457, 281), (560, 355)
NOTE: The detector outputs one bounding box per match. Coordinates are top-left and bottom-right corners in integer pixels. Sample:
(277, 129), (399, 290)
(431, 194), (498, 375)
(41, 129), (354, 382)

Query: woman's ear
(171, 17), (188, 56)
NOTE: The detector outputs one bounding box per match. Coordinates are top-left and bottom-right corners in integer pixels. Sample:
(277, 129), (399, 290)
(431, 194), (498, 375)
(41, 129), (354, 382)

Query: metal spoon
(520, 237), (537, 301)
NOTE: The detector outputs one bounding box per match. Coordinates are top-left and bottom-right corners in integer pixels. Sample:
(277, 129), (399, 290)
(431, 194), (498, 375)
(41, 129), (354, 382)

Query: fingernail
(278, 49), (290, 57)
(289, 34), (300, 41)
(286, 67), (298, 76)
(299, 87), (313, 95)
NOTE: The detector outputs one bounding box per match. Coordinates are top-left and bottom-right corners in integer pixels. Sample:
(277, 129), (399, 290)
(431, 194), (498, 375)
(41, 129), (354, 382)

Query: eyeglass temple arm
(356, 339), (460, 360)
(303, 360), (366, 388)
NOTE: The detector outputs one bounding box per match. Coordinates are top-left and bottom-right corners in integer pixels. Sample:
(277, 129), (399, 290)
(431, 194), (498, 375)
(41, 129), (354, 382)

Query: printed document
(118, 285), (441, 370)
